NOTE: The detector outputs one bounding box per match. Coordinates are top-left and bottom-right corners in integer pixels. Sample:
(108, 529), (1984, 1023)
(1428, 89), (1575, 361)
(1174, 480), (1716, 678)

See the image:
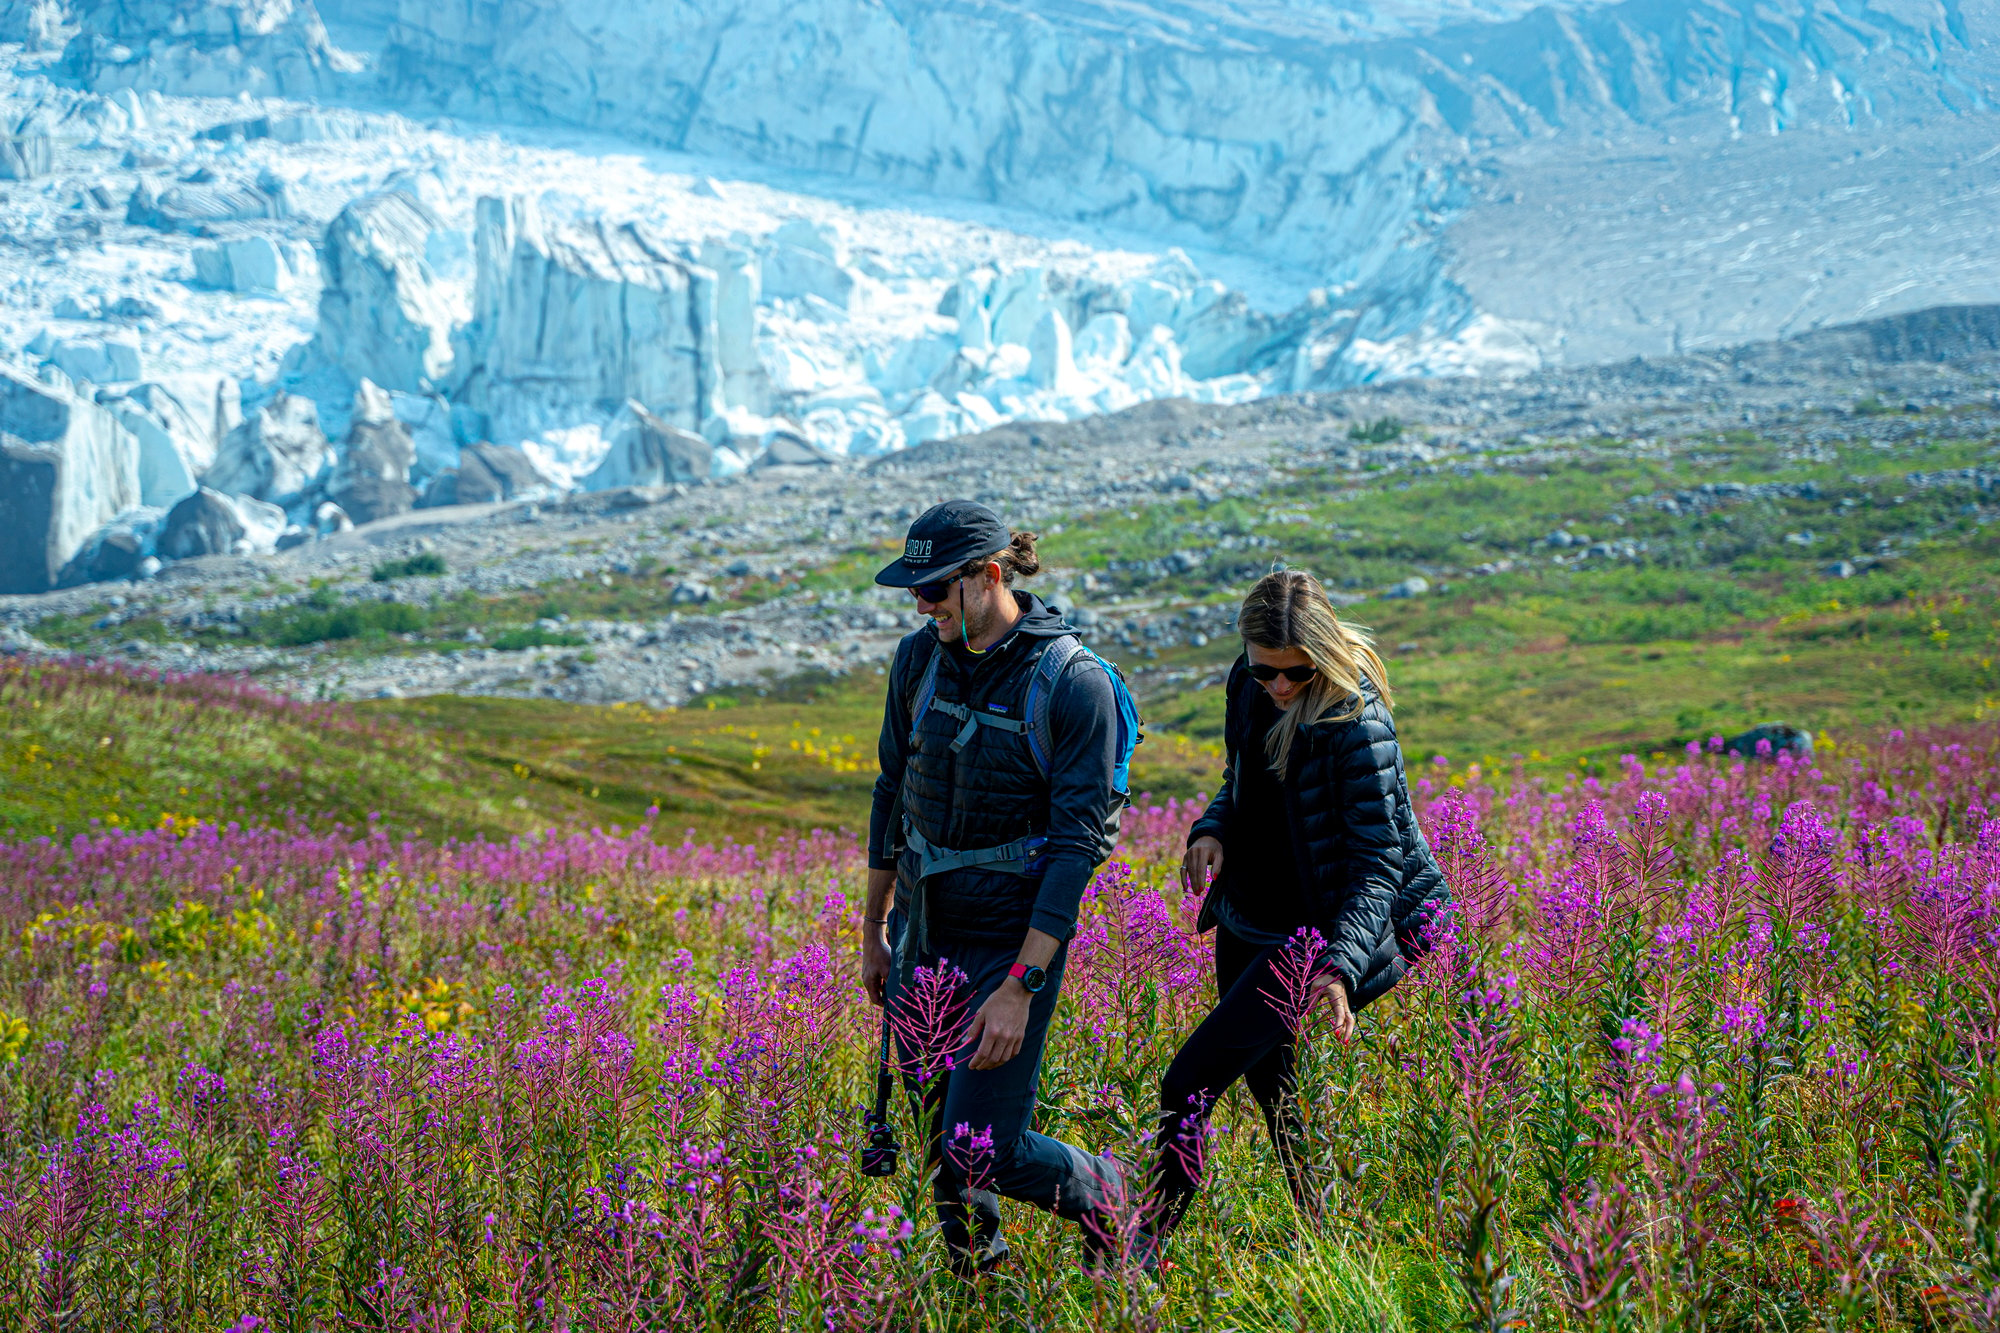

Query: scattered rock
(451, 442), (548, 504)
(314, 500), (353, 535)
(325, 381), (417, 524)
(1721, 722), (1814, 761)
(157, 486), (245, 560)
(583, 400), (713, 490)
(755, 431), (836, 468)
(1382, 576), (1430, 599)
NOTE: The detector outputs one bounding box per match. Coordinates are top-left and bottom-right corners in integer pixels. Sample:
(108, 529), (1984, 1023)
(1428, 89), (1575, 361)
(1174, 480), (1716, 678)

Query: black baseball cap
(874, 499), (1011, 587)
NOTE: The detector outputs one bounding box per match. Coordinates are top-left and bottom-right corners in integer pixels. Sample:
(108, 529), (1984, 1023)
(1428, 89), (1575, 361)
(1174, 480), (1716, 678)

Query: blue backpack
(909, 632), (1144, 806)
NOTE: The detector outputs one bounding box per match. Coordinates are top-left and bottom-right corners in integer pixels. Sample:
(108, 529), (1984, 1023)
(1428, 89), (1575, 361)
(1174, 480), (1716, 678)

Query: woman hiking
(1147, 568), (1451, 1254)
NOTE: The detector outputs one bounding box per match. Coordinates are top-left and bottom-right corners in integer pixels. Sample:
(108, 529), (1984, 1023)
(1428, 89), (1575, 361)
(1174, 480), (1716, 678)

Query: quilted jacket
(1188, 657), (1450, 1009)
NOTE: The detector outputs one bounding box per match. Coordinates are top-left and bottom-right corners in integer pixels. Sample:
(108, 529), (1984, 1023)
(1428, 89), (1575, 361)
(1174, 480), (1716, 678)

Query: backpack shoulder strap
(1023, 634), (1090, 779)
(906, 635), (943, 744)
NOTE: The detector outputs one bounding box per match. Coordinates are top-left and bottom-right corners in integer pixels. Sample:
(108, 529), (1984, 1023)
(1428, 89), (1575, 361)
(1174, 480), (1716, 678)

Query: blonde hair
(1238, 569), (1393, 777)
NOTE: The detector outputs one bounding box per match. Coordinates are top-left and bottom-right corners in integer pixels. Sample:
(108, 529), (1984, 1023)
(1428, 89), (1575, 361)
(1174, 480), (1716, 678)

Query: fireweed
(0, 728), (1995, 1329)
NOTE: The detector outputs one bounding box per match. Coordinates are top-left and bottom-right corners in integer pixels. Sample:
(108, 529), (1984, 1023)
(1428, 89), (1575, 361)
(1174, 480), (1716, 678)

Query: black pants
(1152, 923), (1309, 1232)
(886, 909), (1121, 1260)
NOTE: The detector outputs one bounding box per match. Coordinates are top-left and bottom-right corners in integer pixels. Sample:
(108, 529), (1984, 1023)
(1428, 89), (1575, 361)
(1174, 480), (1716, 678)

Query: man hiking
(859, 499), (1135, 1275)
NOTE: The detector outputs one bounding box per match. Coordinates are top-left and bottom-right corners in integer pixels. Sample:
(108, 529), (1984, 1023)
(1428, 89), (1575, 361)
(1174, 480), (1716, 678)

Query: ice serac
(59, 0), (360, 98)
(193, 236), (295, 294)
(0, 129), (53, 180)
(203, 391), (332, 505)
(461, 195), (721, 436)
(0, 0), (72, 49)
(382, 0), (1431, 278)
(379, 0), (2000, 381)
(698, 238), (769, 413)
(315, 189), (456, 393)
(0, 363), (140, 594)
(101, 373), (242, 507)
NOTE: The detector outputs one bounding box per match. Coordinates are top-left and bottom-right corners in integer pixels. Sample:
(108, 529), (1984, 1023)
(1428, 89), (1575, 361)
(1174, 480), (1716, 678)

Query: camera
(860, 1107), (900, 1177)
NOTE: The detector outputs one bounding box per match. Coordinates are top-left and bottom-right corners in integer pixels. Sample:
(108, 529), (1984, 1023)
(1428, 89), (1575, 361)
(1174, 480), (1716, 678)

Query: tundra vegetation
(0, 659), (1996, 1330)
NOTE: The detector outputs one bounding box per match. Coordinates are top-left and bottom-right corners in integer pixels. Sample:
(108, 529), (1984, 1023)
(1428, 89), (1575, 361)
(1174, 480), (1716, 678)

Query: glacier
(2, 0), (2000, 590)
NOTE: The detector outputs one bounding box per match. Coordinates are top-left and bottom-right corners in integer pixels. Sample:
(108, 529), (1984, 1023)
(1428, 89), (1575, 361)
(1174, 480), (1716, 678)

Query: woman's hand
(1182, 836), (1224, 896)
(1314, 972), (1356, 1043)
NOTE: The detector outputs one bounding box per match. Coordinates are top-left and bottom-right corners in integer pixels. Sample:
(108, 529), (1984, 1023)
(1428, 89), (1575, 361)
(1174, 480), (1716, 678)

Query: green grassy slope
(8, 416), (1994, 840)
(0, 659), (602, 841)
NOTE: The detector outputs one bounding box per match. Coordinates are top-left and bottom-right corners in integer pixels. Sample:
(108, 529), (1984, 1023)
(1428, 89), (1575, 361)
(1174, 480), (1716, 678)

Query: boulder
(582, 400), (713, 490)
(0, 364), (141, 593)
(463, 195), (721, 431)
(157, 486), (243, 559)
(1721, 723), (1814, 761)
(314, 500), (352, 534)
(416, 468), (460, 508)
(325, 380), (416, 523)
(0, 132), (53, 180)
(101, 374), (240, 506)
(326, 474), (414, 527)
(452, 441), (547, 504)
(203, 392), (331, 504)
(314, 189), (457, 392)
(58, 509), (162, 585)
(754, 430), (836, 468)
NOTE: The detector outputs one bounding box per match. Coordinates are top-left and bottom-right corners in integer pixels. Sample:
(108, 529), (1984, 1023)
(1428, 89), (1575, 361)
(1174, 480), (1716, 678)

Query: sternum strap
(930, 698), (1027, 754)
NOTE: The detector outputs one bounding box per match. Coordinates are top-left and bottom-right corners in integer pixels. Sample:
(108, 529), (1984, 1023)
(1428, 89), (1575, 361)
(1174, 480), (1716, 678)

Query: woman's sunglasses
(1249, 663), (1319, 683)
(909, 576), (963, 603)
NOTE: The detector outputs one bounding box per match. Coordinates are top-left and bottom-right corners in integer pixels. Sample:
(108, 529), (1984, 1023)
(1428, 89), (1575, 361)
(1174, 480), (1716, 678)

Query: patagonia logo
(987, 703), (1010, 713)
(905, 538), (933, 560)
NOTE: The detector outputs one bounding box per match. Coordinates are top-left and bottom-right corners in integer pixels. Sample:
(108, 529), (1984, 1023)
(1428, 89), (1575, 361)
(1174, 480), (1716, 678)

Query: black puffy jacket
(1188, 658), (1449, 1009)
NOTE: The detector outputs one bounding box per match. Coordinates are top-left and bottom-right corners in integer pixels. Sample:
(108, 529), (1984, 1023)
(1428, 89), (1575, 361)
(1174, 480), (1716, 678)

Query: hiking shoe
(1081, 1220), (1164, 1281)
(946, 1235), (1010, 1281)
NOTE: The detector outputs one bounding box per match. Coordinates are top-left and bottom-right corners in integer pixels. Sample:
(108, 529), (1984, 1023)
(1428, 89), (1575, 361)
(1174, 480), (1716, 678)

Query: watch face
(1022, 966), (1047, 993)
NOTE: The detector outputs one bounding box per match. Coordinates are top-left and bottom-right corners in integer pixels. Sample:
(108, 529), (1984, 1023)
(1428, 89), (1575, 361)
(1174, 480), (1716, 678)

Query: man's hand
(859, 866), (896, 1007)
(964, 982), (1031, 1070)
(1315, 972), (1356, 1043)
(1182, 835), (1224, 896)
(860, 921), (893, 1007)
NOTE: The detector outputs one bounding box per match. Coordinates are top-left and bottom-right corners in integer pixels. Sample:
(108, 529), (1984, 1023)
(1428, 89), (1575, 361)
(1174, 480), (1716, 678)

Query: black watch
(1008, 962), (1047, 994)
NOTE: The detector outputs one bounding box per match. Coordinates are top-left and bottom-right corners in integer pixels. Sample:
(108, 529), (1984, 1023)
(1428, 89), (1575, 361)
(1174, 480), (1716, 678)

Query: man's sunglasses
(1249, 663), (1319, 683)
(909, 576), (964, 603)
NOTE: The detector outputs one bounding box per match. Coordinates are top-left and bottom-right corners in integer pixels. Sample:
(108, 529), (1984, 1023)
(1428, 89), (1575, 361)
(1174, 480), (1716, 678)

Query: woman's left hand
(1314, 972), (1356, 1043)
